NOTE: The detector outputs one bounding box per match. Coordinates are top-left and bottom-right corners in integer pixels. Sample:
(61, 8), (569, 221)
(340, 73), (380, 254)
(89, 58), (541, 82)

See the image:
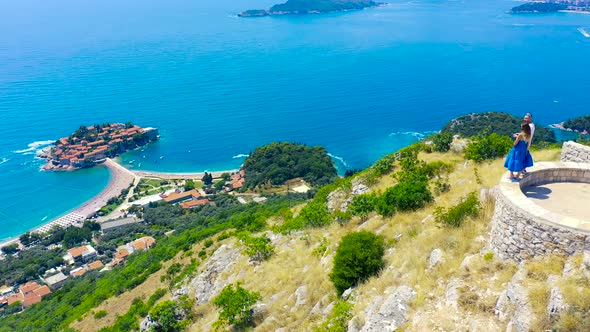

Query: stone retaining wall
(490, 162), (590, 261)
(561, 141), (590, 163)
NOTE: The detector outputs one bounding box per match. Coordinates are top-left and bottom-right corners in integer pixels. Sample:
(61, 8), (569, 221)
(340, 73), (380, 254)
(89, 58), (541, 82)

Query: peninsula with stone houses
(41, 123), (159, 171)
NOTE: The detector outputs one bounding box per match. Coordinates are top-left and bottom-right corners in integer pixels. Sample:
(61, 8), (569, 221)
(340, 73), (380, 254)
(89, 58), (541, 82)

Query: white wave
(388, 130), (439, 140)
(578, 27), (590, 38)
(0, 157), (9, 165)
(232, 154), (250, 159)
(13, 140), (54, 155)
(328, 153), (349, 168)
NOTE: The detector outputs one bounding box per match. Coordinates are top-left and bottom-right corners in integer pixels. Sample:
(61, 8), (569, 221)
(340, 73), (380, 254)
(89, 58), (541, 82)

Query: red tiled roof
(114, 249), (129, 260)
(67, 246), (89, 258)
(32, 285), (51, 297)
(7, 293), (23, 305)
(180, 199), (209, 209)
(129, 236), (156, 251)
(87, 261), (104, 270)
(19, 281), (40, 294)
(22, 293), (42, 307)
(163, 189), (201, 203)
(71, 269), (86, 278)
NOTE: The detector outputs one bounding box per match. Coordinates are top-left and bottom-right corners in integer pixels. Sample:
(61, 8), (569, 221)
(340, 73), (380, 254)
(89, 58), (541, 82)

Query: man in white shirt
(524, 113), (535, 149)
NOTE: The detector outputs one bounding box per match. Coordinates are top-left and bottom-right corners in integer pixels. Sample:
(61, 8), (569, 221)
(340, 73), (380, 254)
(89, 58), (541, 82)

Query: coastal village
(0, 149), (309, 313)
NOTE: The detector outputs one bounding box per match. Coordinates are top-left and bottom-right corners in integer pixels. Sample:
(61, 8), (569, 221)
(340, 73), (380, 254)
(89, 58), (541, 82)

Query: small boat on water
(129, 160), (135, 164)
(143, 155), (146, 159)
(138, 163), (142, 168)
(160, 155), (164, 159)
(578, 27), (590, 38)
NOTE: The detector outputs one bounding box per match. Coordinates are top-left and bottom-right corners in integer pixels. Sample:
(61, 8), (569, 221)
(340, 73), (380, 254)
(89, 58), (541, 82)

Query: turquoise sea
(1, 0), (589, 241)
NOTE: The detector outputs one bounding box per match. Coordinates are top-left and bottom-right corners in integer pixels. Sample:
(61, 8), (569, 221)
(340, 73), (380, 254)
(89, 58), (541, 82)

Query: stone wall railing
(490, 162), (590, 261)
(561, 141), (590, 163)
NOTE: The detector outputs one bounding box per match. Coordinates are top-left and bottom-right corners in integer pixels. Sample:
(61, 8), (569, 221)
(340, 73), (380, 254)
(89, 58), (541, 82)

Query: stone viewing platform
(490, 141), (590, 261)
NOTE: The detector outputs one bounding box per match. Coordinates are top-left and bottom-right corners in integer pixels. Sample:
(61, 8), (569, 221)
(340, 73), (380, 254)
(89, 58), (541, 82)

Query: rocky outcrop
(427, 248), (445, 270)
(561, 141), (590, 163)
(191, 244), (242, 304)
(360, 286), (416, 332)
(495, 265), (532, 332)
(327, 178), (369, 212)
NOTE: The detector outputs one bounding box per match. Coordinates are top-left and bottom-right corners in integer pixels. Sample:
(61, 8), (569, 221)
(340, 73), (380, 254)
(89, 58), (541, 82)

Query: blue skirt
(504, 141), (533, 172)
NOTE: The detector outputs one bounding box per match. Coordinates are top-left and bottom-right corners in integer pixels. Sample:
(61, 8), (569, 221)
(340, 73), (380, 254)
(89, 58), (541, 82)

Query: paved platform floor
(524, 182), (590, 221)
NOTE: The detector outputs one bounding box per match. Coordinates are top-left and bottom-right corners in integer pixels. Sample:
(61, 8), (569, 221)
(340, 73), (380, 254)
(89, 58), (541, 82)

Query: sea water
(1, 0), (589, 240)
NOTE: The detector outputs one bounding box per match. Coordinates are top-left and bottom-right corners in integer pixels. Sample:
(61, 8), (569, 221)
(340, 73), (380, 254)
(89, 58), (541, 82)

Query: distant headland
(509, 1), (589, 14)
(238, 0), (383, 17)
(40, 123), (159, 171)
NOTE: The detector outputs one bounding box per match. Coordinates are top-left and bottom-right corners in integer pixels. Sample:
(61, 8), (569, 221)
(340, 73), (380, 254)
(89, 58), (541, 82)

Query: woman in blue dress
(504, 123), (533, 180)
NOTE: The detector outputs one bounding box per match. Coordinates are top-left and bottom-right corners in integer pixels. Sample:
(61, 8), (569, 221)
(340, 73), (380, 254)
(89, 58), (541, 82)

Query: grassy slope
(73, 147), (565, 331)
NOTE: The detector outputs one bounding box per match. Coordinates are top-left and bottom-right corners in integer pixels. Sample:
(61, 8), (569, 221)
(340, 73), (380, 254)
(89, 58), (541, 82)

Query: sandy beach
(0, 160), (240, 249)
(0, 159), (136, 249)
(131, 169), (239, 180)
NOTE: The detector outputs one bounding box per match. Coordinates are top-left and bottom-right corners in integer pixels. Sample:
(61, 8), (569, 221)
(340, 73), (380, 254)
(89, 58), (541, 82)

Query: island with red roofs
(40, 123), (159, 171)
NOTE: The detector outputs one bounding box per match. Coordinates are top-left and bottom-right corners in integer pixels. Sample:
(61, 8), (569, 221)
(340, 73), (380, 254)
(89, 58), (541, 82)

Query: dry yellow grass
(73, 146), (566, 331)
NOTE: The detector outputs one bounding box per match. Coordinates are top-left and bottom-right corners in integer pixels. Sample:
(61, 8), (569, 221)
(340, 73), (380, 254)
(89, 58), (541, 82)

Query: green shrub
(484, 252), (494, 261)
(237, 232), (274, 262)
(315, 300), (353, 332)
(213, 283), (261, 330)
(431, 132), (453, 152)
(380, 180), (433, 212)
(372, 153), (397, 175)
(330, 231), (385, 296)
(204, 239), (214, 248)
(434, 192), (480, 227)
(198, 250), (207, 258)
(149, 300), (189, 332)
(94, 310), (107, 319)
(348, 193), (377, 219)
(464, 133), (512, 162)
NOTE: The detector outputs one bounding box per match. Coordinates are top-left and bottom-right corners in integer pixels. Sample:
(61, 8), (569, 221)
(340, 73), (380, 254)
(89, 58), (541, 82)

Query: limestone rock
(172, 286), (189, 300)
(252, 302), (268, 325)
(348, 315), (363, 332)
(191, 244), (241, 304)
(295, 285), (308, 307)
(547, 287), (567, 318)
(445, 278), (464, 308)
(327, 178), (369, 212)
(495, 268), (532, 332)
(342, 287), (356, 301)
(563, 256), (577, 277)
(360, 285), (416, 332)
(428, 248), (445, 269)
(140, 315), (157, 331)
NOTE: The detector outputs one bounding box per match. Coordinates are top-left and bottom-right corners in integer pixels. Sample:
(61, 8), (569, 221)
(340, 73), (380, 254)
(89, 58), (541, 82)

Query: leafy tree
(380, 180), (433, 212)
(1, 243), (19, 255)
(348, 193), (377, 220)
(464, 133), (512, 162)
(213, 283), (261, 330)
(149, 300), (188, 332)
(298, 200), (331, 227)
(243, 142), (337, 188)
(431, 132), (453, 152)
(183, 180), (196, 191)
(202, 172), (213, 186)
(237, 232), (274, 262)
(221, 173), (231, 181)
(330, 231), (385, 296)
(315, 300), (353, 332)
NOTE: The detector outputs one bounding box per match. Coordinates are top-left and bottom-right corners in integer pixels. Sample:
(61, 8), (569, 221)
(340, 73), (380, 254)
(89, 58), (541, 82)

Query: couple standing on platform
(504, 113), (535, 181)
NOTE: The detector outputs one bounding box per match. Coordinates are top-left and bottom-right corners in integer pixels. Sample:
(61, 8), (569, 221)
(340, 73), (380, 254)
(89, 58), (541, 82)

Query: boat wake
(578, 27), (590, 38)
(232, 153), (250, 159)
(388, 130), (439, 140)
(13, 140), (55, 155)
(0, 157), (9, 165)
(328, 153), (349, 169)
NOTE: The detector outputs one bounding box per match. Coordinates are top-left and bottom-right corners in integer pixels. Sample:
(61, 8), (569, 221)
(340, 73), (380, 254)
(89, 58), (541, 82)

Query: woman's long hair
(521, 122), (531, 140)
